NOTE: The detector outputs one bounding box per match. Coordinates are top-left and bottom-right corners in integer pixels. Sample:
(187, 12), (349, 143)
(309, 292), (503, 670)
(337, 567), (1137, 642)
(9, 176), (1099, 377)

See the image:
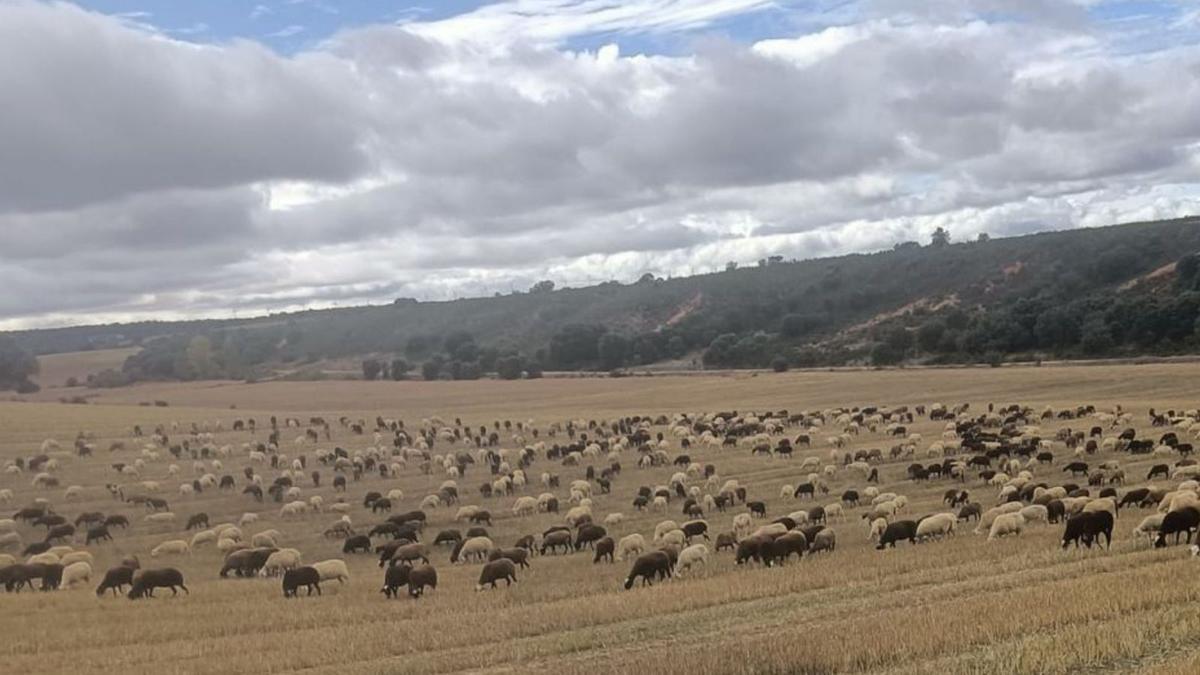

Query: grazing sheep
(877, 520), (919, 549)
(452, 536), (495, 563)
(1019, 505), (1050, 524)
(1154, 507), (1200, 548)
(987, 513), (1025, 540)
(310, 559), (351, 584)
(915, 513), (956, 541)
(809, 528), (836, 553)
(1132, 514), (1166, 542)
(190, 530), (217, 548)
(261, 549), (303, 577)
(95, 564), (137, 597)
(1064, 511), (1115, 549)
(476, 558), (518, 590)
(282, 566), (322, 597)
(592, 537), (615, 563)
(60, 561), (92, 588)
(674, 543), (709, 576)
(624, 551), (672, 589)
(406, 565), (438, 598)
(151, 540), (190, 557)
(127, 568), (187, 599)
(617, 534), (647, 561)
(59, 551), (94, 567)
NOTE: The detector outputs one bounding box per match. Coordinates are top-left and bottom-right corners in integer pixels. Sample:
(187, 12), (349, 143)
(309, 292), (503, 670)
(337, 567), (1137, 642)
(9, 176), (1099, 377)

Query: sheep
(1064, 511), (1116, 549)
(476, 558), (518, 590)
(624, 551), (672, 589)
(261, 549), (303, 577)
(60, 561), (92, 588)
(282, 566), (322, 597)
(867, 517), (889, 542)
(603, 513), (624, 529)
(95, 564), (137, 596)
(809, 528), (837, 553)
(190, 530), (217, 548)
(1132, 514), (1166, 542)
(252, 530), (282, 548)
(653, 520), (680, 541)
(27, 552), (61, 565)
(915, 513), (956, 541)
(406, 565), (438, 598)
(59, 551), (93, 567)
(128, 568), (188, 599)
(310, 559), (351, 584)
(617, 534), (647, 561)
(239, 513), (259, 527)
(1019, 504), (1049, 524)
(659, 529), (686, 550)
(1082, 497), (1118, 520)
(144, 512), (177, 525)
(987, 513), (1025, 540)
(674, 544), (709, 577)
(151, 540), (191, 557)
(452, 536), (495, 564)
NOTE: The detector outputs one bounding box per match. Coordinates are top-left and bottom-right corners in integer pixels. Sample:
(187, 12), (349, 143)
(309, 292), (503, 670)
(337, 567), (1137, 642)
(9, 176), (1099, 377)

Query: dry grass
(29, 348), (140, 390)
(2, 362), (1199, 675)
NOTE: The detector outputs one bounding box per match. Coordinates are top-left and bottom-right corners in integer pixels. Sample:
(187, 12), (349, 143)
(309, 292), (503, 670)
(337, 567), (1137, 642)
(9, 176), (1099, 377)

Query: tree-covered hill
(3, 216), (1200, 387)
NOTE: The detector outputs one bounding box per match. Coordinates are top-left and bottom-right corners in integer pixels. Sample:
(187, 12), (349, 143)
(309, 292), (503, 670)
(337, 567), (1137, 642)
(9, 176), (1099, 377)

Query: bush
(770, 356), (789, 372)
(14, 379), (40, 394)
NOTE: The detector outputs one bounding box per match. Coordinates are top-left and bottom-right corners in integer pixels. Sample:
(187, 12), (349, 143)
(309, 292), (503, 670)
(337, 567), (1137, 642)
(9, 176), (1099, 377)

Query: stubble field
(3, 363), (1200, 675)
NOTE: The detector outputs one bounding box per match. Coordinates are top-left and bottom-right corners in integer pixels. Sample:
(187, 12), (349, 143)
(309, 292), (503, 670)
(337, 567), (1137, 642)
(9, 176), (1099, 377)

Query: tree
(597, 334), (629, 370)
(185, 335), (214, 379)
(361, 359), (383, 381)
(548, 324), (605, 369)
(770, 355), (789, 372)
(779, 313), (823, 339)
(917, 320), (946, 353)
(725, 261), (738, 272)
(496, 355), (524, 380)
(1178, 254), (1200, 291)
(1079, 314), (1114, 355)
(930, 227), (951, 248)
(421, 356), (443, 381)
(390, 358), (410, 381)
(871, 342), (903, 366)
(529, 280), (555, 294)
(976, 232), (990, 243)
(0, 336), (38, 392)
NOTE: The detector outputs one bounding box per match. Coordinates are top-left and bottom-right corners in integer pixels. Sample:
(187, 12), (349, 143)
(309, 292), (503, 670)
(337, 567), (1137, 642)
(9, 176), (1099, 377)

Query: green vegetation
(4, 216), (1200, 382)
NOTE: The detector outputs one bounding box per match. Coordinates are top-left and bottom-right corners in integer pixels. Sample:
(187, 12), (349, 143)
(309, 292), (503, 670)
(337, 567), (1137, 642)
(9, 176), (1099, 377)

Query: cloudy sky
(2, 0), (1199, 329)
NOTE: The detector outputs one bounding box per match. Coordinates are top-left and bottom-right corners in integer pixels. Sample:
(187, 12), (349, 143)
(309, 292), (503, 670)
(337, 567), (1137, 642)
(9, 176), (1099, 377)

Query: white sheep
(824, 503), (844, 521)
(190, 530), (217, 548)
(1082, 497), (1117, 520)
(151, 540), (191, 557)
(617, 533), (646, 561)
(868, 517), (888, 542)
(260, 548), (303, 577)
(987, 513), (1025, 540)
(455, 536), (495, 563)
(603, 513), (624, 529)
(1019, 504), (1049, 524)
(653, 520), (680, 541)
(145, 512), (177, 525)
(915, 513), (956, 540)
(60, 561), (92, 588)
(251, 530), (282, 548)
(64, 485), (83, 500)
(674, 544), (709, 577)
(27, 552), (60, 565)
(1132, 514), (1165, 542)
(310, 559), (350, 584)
(732, 513), (753, 539)
(239, 513), (259, 527)
(751, 523), (788, 540)
(59, 551), (94, 567)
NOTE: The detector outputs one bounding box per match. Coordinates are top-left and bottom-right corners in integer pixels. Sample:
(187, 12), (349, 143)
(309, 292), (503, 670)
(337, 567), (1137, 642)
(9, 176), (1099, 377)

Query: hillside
(4, 216), (1200, 386)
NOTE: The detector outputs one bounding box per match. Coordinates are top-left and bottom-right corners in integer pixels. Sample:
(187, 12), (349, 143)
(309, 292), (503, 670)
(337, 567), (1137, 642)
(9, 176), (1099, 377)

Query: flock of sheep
(3, 400), (1200, 603)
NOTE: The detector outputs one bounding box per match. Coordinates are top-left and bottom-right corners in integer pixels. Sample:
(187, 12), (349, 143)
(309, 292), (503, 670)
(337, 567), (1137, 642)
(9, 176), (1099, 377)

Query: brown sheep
(128, 568), (187, 599)
(476, 558), (517, 590)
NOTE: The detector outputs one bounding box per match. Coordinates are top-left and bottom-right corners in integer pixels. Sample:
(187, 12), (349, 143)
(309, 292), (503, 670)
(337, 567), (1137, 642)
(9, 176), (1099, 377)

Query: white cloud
(0, 0), (1197, 328)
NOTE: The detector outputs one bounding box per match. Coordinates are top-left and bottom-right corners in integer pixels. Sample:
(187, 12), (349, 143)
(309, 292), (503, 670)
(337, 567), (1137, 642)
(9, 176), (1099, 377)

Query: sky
(1, 0), (1199, 330)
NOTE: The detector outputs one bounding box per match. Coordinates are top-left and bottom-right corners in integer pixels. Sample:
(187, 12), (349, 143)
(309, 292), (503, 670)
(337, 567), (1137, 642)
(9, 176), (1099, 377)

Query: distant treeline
(2, 216), (1199, 389)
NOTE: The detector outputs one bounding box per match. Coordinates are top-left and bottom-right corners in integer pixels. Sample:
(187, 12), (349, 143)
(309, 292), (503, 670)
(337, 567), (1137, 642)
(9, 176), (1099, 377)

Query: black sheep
(476, 558), (517, 590)
(1155, 507), (1200, 548)
(623, 551), (672, 589)
(407, 565), (438, 598)
(574, 524), (607, 551)
(95, 564), (136, 597)
(343, 535), (372, 554)
(381, 564), (411, 598)
(592, 537), (614, 563)
(1062, 511), (1114, 549)
(128, 568), (187, 599)
(282, 566), (322, 597)
(876, 520), (918, 549)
